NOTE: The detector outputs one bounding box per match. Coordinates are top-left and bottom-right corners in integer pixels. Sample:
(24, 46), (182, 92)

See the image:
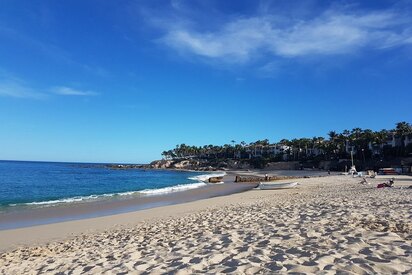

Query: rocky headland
(105, 159), (253, 171)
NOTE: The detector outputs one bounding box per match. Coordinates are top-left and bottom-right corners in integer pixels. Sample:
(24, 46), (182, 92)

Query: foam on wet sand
(1, 175), (411, 274)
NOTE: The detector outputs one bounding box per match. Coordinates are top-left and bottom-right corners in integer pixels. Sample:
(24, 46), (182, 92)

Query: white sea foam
(9, 191), (140, 207)
(188, 172), (226, 183)
(139, 182), (207, 196)
(8, 179), (211, 207)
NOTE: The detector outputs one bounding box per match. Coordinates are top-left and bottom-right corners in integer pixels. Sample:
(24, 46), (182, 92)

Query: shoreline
(0, 169), (330, 250)
(0, 169), (329, 231)
(0, 178), (255, 231)
(0, 178), (258, 253)
(1, 174), (411, 273)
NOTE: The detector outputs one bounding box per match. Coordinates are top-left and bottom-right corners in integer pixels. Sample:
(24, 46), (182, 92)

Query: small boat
(259, 182), (298, 190)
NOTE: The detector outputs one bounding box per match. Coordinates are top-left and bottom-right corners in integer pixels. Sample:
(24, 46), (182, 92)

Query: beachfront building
(268, 144), (290, 155)
(268, 144), (290, 160)
(245, 143), (325, 160)
(245, 145), (265, 159)
(345, 130), (412, 156)
(306, 147), (323, 157)
(245, 143), (292, 160)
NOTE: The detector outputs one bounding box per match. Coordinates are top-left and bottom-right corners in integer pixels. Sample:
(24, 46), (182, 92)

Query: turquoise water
(0, 160), (210, 209)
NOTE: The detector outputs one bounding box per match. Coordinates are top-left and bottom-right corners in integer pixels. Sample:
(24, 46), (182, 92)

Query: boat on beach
(258, 182), (298, 190)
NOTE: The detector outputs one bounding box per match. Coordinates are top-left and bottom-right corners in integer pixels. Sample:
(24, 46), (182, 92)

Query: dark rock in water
(208, 177), (223, 183)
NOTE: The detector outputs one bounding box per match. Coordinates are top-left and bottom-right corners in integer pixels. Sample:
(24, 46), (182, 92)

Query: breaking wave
(7, 173), (220, 207)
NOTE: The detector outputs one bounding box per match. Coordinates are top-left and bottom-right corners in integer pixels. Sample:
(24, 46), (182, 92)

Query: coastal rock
(142, 158), (254, 171)
(149, 160), (175, 169)
(149, 159), (219, 171)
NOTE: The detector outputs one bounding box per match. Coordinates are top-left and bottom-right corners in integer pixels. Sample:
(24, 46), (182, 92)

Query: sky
(0, 0), (411, 163)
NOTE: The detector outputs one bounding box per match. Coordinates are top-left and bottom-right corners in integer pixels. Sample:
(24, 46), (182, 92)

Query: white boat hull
(259, 182), (298, 190)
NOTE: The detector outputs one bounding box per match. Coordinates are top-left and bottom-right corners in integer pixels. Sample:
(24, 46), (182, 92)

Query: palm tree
(395, 122), (412, 136)
(234, 144), (243, 159)
(339, 129), (350, 153)
(312, 136), (324, 147)
(351, 128), (363, 141)
(279, 139), (291, 146)
(335, 133), (347, 154)
(291, 139), (307, 160)
(395, 121), (412, 146)
(327, 131), (340, 157)
(372, 129), (389, 157)
(223, 144), (231, 158)
(230, 140), (236, 158)
(362, 129), (375, 146)
(328, 131), (338, 141)
(311, 136), (325, 158)
(297, 138), (311, 158)
(314, 138), (329, 160)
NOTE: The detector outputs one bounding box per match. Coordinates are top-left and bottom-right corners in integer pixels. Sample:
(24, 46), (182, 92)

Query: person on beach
(377, 178), (395, 188)
(386, 178), (395, 187)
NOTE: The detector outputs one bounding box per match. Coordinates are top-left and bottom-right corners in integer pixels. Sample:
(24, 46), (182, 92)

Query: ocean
(0, 160), (223, 211)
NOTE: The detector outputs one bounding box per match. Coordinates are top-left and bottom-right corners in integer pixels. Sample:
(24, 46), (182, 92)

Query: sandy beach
(1, 174), (412, 274)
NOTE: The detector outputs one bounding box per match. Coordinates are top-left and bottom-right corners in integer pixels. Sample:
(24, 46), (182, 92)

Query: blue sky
(0, 0), (411, 163)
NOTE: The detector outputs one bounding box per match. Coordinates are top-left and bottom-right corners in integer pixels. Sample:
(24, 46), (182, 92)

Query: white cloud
(162, 17), (271, 62)
(159, 9), (412, 62)
(52, 86), (98, 96)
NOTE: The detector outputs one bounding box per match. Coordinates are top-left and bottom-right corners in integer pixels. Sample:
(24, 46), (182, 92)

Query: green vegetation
(161, 122), (412, 169)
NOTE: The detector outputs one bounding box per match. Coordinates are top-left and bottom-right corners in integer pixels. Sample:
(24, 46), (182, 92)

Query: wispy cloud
(0, 74), (46, 99)
(0, 71), (98, 99)
(157, 7), (412, 63)
(52, 86), (98, 96)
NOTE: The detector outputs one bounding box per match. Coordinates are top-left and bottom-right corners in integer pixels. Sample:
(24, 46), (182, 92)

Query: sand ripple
(1, 176), (412, 274)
